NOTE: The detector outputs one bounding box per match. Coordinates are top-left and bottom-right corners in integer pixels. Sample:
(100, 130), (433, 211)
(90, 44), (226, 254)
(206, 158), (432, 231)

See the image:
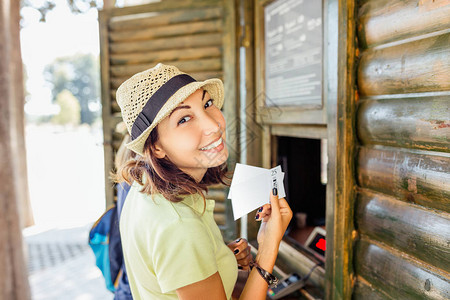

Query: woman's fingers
(269, 188), (281, 213)
(237, 251), (253, 271)
(230, 238), (252, 259)
(232, 239), (253, 270)
(278, 197), (293, 230)
(255, 204), (271, 221)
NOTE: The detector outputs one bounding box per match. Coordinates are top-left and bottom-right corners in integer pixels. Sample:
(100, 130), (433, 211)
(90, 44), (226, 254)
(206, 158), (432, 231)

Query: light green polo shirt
(120, 182), (238, 299)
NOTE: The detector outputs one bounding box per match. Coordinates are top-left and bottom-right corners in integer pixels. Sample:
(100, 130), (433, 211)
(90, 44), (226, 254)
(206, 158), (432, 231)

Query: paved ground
(24, 224), (113, 300)
(24, 124), (114, 300)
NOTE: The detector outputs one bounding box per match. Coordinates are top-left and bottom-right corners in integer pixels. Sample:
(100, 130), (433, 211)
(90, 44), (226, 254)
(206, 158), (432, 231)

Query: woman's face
(153, 89), (228, 182)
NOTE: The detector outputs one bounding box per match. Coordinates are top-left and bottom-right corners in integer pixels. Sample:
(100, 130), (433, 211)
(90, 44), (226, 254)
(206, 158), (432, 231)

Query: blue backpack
(89, 203), (123, 292)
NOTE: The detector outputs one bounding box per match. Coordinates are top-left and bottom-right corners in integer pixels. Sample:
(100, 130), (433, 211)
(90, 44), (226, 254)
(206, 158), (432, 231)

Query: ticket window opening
(277, 136), (327, 246)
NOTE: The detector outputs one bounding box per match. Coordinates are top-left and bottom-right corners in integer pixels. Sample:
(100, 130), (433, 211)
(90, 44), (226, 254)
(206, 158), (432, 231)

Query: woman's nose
(202, 114), (220, 136)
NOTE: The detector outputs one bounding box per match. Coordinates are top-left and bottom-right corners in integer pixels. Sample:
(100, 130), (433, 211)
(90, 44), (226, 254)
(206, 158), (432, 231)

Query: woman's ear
(152, 141), (166, 159)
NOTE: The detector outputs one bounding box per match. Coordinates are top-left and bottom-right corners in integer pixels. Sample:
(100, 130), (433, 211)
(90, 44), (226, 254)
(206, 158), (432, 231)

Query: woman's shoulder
(123, 184), (176, 220)
(121, 182), (205, 226)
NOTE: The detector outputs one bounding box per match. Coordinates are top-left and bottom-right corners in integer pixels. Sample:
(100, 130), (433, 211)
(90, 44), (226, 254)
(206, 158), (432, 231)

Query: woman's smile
(200, 137), (224, 151)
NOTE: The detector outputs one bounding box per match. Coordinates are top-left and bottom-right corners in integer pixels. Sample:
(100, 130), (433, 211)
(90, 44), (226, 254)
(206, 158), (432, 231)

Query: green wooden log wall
(357, 97), (449, 152)
(357, 147), (449, 212)
(355, 240), (449, 299)
(354, 0), (450, 298)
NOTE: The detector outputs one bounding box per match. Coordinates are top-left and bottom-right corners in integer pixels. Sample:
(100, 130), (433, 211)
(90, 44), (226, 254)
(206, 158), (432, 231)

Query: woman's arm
(176, 272), (227, 300)
(176, 189), (292, 300)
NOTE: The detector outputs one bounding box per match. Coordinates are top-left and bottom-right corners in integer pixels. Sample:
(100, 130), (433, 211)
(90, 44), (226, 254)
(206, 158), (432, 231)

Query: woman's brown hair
(114, 127), (230, 207)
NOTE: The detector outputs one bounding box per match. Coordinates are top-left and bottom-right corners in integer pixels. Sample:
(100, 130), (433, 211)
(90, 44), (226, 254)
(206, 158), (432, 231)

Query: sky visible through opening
(21, 2), (105, 229)
(21, 2), (100, 116)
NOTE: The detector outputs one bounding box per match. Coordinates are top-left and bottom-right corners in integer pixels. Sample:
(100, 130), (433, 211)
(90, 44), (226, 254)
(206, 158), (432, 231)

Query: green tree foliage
(52, 90), (81, 125)
(20, 0), (101, 22)
(44, 53), (100, 124)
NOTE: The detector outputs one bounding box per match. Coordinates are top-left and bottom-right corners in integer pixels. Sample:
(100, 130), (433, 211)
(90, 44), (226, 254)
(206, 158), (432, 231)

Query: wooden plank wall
(353, 0), (450, 298)
(99, 0), (236, 233)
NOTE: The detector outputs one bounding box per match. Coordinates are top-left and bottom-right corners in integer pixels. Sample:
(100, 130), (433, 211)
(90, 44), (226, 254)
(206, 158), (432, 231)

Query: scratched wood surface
(354, 239), (450, 300)
(357, 146), (450, 212)
(108, 6), (222, 30)
(357, 96), (450, 152)
(354, 0), (450, 299)
(353, 277), (393, 300)
(357, 0), (450, 48)
(110, 46), (222, 65)
(355, 189), (450, 273)
(110, 57), (222, 77)
(358, 33), (450, 96)
(109, 19), (222, 42)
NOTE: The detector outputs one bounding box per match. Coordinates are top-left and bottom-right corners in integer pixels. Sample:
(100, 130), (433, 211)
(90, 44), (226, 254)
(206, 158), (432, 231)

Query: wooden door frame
(324, 0), (357, 299)
(247, 0), (357, 298)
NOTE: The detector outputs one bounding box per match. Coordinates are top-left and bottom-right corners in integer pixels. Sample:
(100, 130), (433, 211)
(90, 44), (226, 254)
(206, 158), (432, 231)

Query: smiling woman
(113, 63), (292, 300)
(115, 64), (229, 203)
(153, 88), (228, 182)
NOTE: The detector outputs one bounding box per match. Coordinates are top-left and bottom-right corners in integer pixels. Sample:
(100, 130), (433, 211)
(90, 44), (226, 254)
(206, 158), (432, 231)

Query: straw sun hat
(116, 63), (224, 156)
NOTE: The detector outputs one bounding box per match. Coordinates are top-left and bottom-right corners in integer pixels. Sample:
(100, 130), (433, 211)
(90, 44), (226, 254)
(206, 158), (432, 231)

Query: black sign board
(264, 0), (322, 107)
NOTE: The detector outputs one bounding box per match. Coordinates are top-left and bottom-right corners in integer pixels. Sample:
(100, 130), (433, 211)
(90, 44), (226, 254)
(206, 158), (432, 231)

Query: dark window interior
(277, 136), (327, 245)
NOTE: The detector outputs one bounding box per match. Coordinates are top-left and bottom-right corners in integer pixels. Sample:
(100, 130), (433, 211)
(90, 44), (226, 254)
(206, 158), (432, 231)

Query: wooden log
(357, 0), (450, 48)
(110, 70), (223, 90)
(358, 33), (450, 96)
(189, 70), (223, 81)
(110, 46), (222, 65)
(355, 189), (450, 273)
(205, 189), (227, 202)
(357, 96), (450, 152)
(353, 276), (394, 300)
(107, 0), (221, 17)
(214, 213), (226, 225)
(354, 239), (450, 299)
(109, 7), (222, 31)
(109, 19), (222, 43)
(357, 146), (450, 212)
(99, 10), (115, 207)
(111, 77), (127, 90)
(111, 99), (121, 114)
(110, 57), (222, 77)
(110, 32), (223, 54)
(11, 0), (33, 227)
(213, 202), (226, 213)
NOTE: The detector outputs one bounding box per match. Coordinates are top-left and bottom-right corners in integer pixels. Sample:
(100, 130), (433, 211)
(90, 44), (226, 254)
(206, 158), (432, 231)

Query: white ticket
(228, 163), (286, 220)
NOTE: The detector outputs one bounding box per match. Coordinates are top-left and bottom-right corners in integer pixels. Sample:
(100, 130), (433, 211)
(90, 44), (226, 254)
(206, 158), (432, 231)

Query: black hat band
(131, 74), (196, 140)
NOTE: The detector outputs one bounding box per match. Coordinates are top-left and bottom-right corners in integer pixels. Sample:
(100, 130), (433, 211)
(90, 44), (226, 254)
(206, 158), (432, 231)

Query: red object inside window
(316, 238), (326, 251)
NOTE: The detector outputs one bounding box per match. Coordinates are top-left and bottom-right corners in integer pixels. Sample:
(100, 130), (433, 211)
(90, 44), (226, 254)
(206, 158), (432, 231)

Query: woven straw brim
(126, 78), (224, 156)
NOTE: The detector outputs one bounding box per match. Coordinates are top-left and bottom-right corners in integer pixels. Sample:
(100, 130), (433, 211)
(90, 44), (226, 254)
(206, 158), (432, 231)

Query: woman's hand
(227, 238), (253, 270)
(256, 188), (292, 249)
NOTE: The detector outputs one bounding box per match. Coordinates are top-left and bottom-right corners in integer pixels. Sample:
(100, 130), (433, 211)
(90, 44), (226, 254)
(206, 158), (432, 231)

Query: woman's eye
(178, 116), (191, 125)
(204, 99), (214, 109)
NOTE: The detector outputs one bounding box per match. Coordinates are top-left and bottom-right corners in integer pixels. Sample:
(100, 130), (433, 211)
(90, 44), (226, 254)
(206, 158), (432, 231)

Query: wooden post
(0, 0), (32, 298)
(325, 0), (357, 298)
(10, 0), (33, 228)
(103, 0), (116, 9)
